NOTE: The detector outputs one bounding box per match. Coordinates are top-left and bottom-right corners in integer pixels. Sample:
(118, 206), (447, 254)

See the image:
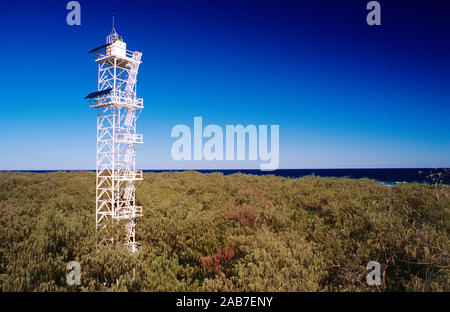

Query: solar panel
(85, 88), (113, 99)
(88, 43), (112, 54)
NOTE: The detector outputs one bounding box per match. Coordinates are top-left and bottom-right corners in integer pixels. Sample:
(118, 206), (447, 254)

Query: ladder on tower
(125, 52), (142, 95)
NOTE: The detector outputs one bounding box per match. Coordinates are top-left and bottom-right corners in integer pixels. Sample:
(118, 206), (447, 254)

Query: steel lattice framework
(86, 27), (143, 252)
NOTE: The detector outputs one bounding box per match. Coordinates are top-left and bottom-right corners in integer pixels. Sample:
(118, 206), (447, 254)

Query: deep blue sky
(0, 0), (449, 170)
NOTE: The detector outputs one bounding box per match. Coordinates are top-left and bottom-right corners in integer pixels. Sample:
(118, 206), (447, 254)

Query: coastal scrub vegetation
(0, 171), (448, 291)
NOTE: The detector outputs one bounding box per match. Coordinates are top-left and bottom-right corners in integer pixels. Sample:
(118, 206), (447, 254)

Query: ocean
(144, 168), (449, 185)
(6, 168), (449, 185)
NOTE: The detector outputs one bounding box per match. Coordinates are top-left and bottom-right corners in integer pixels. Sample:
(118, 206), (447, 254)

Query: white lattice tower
(86, 26), (143, 252)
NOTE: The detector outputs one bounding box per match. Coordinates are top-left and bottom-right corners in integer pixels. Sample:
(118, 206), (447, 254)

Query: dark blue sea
(6, 168), (449, 185)
(147, 169), (449, 185)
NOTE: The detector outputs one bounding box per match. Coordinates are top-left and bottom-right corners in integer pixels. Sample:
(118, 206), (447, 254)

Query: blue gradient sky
(0, 0), (449, 170)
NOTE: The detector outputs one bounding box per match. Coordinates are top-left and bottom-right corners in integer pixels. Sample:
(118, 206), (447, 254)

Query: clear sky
(0, 0), (449, 170)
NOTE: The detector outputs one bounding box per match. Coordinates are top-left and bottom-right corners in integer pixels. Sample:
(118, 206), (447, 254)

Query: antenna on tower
(107, 13), (122, 44)
(112, 12), (115, 32)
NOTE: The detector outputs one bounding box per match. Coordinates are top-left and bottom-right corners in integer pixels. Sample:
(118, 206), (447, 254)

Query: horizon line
(1, 167), (446, 172)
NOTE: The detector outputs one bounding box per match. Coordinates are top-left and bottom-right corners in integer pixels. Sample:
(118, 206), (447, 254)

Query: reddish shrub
(225, 202), (259, 227)
(199, 247), (235, 276)
(224, 188), (273, 227)
(18, 177), (30, 188)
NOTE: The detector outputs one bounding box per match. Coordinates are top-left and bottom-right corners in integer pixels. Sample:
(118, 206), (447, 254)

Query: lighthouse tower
(86, 23), (143, 252)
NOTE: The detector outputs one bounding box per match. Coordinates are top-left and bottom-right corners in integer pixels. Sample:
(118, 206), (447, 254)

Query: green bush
(0, 171), (448, 291)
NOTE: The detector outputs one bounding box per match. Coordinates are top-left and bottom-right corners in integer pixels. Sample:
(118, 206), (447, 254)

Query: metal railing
(116, 133), (143, 144)
(89, 89), (143, 108)
(95, 45), (138, 61)
(114, 206), (143, 219)
(115, 170), (143, 181)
